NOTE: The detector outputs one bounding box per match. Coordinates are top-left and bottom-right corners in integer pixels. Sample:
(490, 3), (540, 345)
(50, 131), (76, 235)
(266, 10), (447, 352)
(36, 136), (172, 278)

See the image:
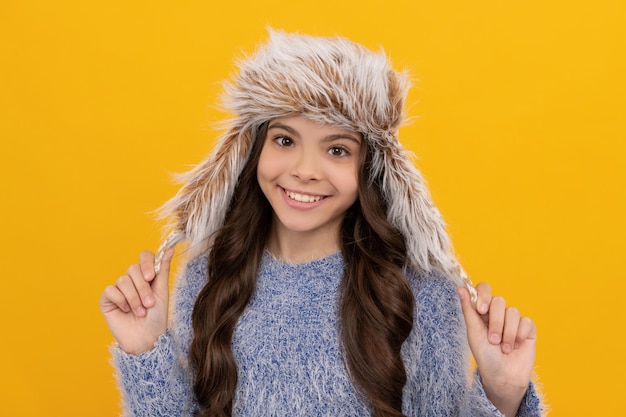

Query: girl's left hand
(457, 283), (537, 417)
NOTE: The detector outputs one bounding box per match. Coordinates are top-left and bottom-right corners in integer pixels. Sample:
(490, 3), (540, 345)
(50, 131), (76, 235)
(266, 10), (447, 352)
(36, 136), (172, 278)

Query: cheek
(257, 148), (288, 189)
(335, 164), (359, 198)
(257, 146), (275, 180)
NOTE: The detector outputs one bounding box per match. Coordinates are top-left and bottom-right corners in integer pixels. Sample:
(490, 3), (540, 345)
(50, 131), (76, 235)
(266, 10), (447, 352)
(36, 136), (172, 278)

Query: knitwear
(113, 252), (543, 416)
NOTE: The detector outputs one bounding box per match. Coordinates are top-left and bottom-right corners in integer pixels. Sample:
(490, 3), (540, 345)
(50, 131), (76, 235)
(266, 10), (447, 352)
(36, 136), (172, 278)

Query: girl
(100, 30), (544, 417)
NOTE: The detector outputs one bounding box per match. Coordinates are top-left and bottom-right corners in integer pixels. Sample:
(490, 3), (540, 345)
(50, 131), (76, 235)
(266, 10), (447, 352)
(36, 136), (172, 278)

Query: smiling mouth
(284, 189), (325, 203)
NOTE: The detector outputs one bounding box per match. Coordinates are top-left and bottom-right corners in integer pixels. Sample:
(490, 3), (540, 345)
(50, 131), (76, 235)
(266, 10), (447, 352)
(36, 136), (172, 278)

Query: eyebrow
(268, 122), (361, 145)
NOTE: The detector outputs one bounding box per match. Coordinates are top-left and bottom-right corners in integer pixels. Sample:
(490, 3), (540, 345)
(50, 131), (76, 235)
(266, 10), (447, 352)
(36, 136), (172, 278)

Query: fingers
(151, 247), (175, 296)
(516, 316), (537, 347)
(486, 296), (506, 345)
(139, 250), (156, 281)
(457, 286), (485, 336)
(100, 284), (131, 314)
(99, 273), (146, 317)
(500, 306), (520, 353)
(116, 264), (153, 316)
(475, 282), (492, 315)
(99, 248), (176, 318)
(460, 282), (536, 354)
(100, 251), (160, 318)
(137, 248), (175, 302)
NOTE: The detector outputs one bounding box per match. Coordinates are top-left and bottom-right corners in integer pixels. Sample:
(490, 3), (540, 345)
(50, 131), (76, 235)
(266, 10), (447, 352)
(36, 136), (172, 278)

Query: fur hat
(155, 29), (476, 300)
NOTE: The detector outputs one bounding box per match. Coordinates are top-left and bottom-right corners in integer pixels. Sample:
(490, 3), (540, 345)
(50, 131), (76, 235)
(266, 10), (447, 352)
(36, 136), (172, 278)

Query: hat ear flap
(380, 148), (476, 299)
(377, 144), (452, 268)
(157, 124), (257, 259)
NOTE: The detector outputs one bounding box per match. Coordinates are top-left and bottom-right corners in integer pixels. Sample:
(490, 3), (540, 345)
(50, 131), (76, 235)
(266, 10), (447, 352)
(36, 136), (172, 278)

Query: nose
(290, 149), (321, 181)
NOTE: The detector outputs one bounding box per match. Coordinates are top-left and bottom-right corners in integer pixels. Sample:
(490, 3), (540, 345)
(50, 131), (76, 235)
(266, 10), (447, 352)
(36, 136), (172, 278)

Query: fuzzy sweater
(113, 252), (543, 416)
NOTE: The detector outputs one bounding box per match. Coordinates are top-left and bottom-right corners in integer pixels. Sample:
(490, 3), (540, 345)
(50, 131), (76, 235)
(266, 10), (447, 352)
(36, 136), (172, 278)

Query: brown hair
(190, 123), (414, 417)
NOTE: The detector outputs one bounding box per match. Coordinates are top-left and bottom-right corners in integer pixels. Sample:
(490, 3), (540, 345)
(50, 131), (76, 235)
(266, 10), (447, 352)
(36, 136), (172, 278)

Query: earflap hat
(155, 29), (476, 300)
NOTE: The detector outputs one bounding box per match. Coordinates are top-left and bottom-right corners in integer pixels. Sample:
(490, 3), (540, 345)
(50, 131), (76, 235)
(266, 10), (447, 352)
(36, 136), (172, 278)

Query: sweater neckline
(257, 250), (344, 291)
(262, 249), (343, 267)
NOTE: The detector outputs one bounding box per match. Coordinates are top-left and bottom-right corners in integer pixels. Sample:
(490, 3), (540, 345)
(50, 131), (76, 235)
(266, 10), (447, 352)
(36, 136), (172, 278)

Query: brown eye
(328, 146), (349, 157)
(274, 136), (294, 147)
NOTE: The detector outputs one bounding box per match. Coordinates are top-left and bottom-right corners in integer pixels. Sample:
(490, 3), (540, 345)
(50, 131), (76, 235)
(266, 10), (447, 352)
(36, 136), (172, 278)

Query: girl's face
(257, 115), (361, 249)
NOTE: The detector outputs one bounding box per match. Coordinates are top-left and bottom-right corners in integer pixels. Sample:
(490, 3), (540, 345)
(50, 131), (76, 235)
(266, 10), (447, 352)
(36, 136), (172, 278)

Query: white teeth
(286, 191), (323, 203)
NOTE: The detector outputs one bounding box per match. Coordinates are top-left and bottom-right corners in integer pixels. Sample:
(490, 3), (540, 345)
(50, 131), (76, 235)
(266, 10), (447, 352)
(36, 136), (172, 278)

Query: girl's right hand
(99, 248), (175, 354)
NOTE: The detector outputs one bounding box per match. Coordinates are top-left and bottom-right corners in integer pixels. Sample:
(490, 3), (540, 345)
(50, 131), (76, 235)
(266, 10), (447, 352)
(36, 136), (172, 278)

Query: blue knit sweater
(113, 252), (543, 416)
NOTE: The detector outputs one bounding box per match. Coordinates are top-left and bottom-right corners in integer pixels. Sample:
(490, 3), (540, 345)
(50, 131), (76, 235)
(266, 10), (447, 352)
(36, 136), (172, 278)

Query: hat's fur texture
(157, 29), (472, 290)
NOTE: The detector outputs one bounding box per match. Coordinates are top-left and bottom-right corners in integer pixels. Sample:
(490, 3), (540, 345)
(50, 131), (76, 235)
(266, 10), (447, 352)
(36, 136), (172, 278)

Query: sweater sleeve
(401, 271), (544, 417)
(111, 256), (208, 417)
(469, 371), (543, 417)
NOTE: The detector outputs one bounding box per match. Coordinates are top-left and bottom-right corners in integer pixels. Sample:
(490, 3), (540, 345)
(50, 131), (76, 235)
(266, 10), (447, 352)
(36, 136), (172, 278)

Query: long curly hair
(189, 121), (414, 417)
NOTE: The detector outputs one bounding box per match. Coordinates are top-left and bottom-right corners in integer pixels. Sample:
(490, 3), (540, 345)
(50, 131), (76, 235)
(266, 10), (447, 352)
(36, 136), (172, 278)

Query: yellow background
(1, 0), (624, 415)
